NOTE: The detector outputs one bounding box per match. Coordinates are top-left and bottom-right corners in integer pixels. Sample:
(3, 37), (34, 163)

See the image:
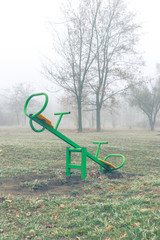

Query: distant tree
(87, 0), (141, 131)
(0, 98), (5, 125)
(5, 83), (37, 125)
(129, 77), (160, 131)
(43, 0), (100, 132)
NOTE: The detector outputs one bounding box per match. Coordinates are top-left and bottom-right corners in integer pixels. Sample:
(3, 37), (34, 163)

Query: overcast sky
(0, 0), (160, 92)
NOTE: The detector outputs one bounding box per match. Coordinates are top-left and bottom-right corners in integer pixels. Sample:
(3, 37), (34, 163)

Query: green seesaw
(24, 93), (126, 179)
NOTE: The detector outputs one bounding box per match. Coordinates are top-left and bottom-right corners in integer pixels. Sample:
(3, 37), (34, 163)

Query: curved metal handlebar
(104, 154), (126, 170)
(24, 92), (48, 117)
(24, 93), (48, 132)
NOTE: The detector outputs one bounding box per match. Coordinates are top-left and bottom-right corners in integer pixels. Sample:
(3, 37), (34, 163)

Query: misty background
(0, 0), (160, 131)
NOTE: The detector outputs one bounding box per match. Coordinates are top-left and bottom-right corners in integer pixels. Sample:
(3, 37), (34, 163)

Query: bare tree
(87, 0), (141, 131)
(43, 0), (142, 132)
(5, 83), (37, 125)
(0, 96), (6, 125)
(43, 0), (101, 132)
(129, 77), (160, 131)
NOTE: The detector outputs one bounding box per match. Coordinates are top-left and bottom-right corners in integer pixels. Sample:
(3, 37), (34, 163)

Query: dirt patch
(0, 172), (89, 197)
(0, 171), (135, 197)
(105, 171), (124, 179)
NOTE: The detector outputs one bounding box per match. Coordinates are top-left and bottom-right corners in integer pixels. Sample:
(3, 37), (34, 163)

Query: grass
(0, 127), (160, 239)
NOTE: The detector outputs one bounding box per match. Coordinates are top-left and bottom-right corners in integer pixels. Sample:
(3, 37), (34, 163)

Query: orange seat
(99, 159), (116, 169)
(37, 114), (54, 128)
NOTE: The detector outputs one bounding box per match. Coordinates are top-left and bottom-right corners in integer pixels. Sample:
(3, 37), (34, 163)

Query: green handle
(54, 112), (71, 130)
(24, 93), (48, 132)
(104, 154), (126, 170)
(24, 92), (48, 117)
(93, 141), (108, 158)
(54, 112), (71, 116)
(93, 141), (108, 144)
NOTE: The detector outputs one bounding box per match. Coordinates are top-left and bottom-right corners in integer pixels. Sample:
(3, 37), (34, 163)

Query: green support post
(66, 147), (71, 177)
(81, 148), (87, 179)
(66, 147), (87, 179)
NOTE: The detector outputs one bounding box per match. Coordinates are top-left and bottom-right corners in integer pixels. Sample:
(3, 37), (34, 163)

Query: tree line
(0, 84), (40, 126)
(0, 0), (160, 131)
(0, 76), (160, 131)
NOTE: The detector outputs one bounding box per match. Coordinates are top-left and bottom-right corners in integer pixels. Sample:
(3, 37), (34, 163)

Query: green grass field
(0, 127), (160, 240)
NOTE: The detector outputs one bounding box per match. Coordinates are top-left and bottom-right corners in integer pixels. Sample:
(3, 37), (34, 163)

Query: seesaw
(24, 93), (126, 179)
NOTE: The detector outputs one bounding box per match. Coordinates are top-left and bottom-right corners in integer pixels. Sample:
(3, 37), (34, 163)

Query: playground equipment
(24, 93), (126, 179)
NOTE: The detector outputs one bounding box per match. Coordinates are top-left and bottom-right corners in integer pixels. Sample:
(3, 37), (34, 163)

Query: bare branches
(43, 0), (142, 131)
(43, 0), (103, 131)
(85, 0), (141, 131)
(129, 76), (160, 130)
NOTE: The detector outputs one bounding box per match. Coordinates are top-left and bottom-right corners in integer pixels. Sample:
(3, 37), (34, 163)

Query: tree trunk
(149, 118), (155, 131)
(96, 106), (101, 132)
(96, 92), (101, 132)
(16, 111), (20, 125)
(77, 98), (83, 132)
(24, 115), (26, 125)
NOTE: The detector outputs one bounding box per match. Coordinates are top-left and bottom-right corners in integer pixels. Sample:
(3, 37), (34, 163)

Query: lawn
(0, 127), (160, 240)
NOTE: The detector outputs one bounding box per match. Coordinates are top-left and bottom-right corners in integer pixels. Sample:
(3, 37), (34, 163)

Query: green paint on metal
(66, 147), (87, 179)
(54, 112), (71, 130)
(24, 92), (126, 179)
(93, 141), (109, 173)
(24, 92), (48, 118)
(24, 92), (48, 133)
(93, 141), (108, 158)
(104, 154), (126, 170)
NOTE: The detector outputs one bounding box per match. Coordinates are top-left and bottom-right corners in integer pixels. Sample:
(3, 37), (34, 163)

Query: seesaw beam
(30, 115), (111, 171)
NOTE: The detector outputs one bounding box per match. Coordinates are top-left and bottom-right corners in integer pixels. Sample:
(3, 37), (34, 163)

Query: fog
(0, 0), (160, 130)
